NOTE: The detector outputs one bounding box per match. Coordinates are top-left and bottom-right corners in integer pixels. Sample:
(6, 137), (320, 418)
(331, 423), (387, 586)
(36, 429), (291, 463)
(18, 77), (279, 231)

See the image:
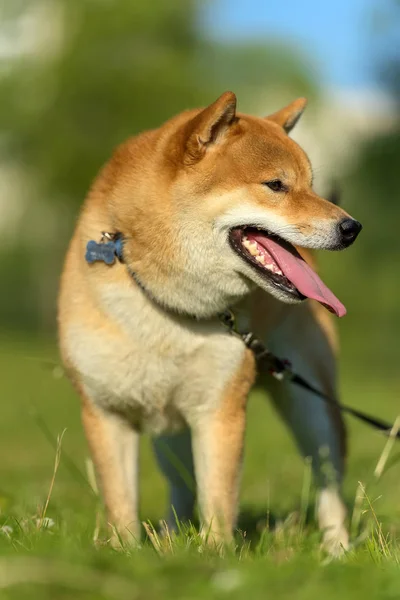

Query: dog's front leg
(81, 396), (140, 546)
(189, 348), (255, 545)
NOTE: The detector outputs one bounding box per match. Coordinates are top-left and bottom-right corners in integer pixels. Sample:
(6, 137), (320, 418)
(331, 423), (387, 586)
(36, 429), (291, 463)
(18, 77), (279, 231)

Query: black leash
(219, 310), (400, 440)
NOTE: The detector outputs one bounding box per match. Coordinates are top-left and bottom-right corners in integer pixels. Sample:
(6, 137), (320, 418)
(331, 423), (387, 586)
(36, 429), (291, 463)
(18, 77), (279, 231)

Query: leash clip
(269, 358), (292, 381)
(270, 369), (285, 381)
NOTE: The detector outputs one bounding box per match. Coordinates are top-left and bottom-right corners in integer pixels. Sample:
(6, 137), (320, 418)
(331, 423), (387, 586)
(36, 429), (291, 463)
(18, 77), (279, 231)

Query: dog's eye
(264, 180), (286, 192)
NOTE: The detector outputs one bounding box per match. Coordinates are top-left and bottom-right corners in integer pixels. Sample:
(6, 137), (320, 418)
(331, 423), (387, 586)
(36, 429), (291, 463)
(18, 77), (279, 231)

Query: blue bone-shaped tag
(85, 240), (119, 265)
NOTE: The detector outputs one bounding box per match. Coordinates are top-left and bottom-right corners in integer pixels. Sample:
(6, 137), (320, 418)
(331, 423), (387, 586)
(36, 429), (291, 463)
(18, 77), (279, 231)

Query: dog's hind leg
(152, 429), (196, 530)
(264, 302), (349, 555)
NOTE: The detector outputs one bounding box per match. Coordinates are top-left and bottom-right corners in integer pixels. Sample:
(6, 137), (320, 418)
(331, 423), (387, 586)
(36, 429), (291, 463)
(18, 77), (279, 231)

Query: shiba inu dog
(58, 92), (362, 554)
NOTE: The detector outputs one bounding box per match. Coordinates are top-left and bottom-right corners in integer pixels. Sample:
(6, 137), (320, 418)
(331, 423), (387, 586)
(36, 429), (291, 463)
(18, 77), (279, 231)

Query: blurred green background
(0, 0), (399, 597)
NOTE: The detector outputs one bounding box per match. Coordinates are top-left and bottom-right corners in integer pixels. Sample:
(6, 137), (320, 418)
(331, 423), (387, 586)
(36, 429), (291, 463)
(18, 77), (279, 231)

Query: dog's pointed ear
(186, 91), (237, 160)
(266, 98), (307, 134)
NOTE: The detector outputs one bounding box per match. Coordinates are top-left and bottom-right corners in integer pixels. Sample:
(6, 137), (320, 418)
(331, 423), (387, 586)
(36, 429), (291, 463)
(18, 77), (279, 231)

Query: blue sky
(202, 0), (382, 90)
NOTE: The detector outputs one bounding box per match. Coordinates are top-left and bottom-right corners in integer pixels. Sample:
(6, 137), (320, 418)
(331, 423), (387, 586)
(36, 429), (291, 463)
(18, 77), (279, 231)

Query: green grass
(0, 330), (399, 599)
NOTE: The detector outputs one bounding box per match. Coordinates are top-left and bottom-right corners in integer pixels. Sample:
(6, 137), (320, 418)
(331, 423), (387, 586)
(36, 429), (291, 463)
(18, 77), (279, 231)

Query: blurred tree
(0, 0), (210, 209)
(200, 42), (317, 113)
(337, 0), (400, 375)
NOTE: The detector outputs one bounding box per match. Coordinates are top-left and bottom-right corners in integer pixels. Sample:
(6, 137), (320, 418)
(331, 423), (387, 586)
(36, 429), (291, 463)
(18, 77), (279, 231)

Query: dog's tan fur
(58, 92), (356, 553)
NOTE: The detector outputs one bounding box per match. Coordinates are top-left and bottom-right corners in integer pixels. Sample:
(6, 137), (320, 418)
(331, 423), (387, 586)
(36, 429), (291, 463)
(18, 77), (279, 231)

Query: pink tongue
(252, 234), (346, 317)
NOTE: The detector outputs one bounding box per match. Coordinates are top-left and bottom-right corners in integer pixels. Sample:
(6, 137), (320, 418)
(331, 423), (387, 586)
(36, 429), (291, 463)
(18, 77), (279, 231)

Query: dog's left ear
(185, 91), (237, 160)
(266, 98), (307, 134)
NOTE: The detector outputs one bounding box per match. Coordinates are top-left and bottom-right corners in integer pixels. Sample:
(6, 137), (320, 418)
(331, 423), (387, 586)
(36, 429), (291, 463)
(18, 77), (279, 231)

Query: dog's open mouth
(229, 226), (346, 317)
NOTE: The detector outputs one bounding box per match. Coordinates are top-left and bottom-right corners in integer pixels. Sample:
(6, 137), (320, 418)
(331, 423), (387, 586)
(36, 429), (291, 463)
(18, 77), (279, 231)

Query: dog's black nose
(338, 218), (362, 246)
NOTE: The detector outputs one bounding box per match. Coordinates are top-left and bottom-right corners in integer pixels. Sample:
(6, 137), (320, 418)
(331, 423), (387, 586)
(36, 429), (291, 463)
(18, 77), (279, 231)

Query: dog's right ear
(185, 92), (237, 161)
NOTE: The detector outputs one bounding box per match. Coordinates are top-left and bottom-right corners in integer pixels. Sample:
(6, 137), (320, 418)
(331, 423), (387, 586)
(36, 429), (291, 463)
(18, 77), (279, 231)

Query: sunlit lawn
(0, 330), (399, 599)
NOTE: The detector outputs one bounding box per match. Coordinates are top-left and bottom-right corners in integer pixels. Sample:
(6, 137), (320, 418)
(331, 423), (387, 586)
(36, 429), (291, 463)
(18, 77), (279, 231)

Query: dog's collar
(85, 232), (124, 265)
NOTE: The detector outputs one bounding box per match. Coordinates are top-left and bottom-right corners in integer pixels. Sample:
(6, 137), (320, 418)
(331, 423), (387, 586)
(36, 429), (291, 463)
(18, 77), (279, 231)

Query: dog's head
(112, 92), (361, 318)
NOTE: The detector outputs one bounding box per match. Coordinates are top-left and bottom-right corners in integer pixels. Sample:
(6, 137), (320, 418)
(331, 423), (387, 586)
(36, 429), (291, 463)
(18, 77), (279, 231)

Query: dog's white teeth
(242, 238), (260, 256)
(241, 238), (283, 275)
(247, 243), (259, 256)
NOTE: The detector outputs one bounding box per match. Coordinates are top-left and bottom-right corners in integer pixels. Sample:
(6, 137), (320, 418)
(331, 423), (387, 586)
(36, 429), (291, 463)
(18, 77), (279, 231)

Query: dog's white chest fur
(65, 280), (246, 434)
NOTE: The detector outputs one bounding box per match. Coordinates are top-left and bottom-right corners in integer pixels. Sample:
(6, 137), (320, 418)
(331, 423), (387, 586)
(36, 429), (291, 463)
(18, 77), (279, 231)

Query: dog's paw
(321, 526), (349, 558)
(108, 522), (141, 551)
